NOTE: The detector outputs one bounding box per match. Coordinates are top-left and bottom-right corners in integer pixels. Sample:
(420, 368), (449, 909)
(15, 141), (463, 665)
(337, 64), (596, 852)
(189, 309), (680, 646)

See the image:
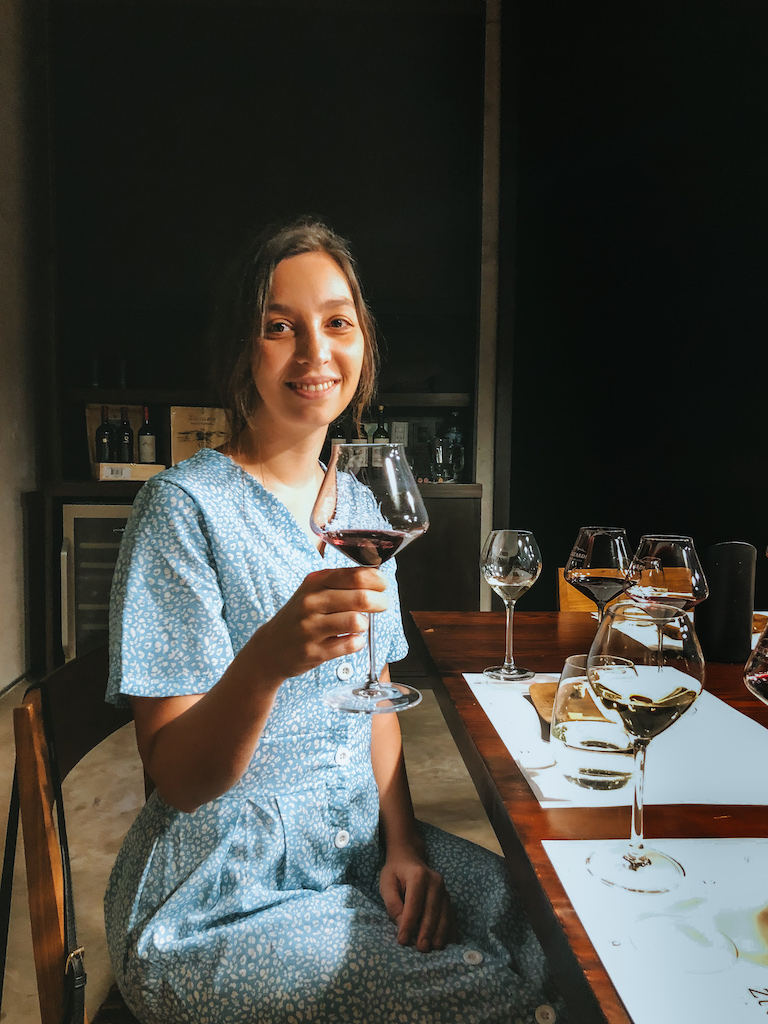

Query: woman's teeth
(290, 381), (336, 392)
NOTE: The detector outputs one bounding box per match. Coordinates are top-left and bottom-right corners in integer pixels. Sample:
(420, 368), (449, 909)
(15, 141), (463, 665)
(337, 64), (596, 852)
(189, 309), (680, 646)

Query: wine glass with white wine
(481, 530), (542, 682)
(585, 601), (704, 892)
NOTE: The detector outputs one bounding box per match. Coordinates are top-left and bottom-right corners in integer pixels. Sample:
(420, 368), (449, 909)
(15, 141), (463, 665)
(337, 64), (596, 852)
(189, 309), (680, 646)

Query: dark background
(45, 0), (768, 609)
(499, 2), (768, 608)
(50, 0), (484, 395)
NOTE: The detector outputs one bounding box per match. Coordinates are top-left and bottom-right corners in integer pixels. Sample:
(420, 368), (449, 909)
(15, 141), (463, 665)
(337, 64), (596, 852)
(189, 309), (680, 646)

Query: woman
(105, 218), (566, 1023)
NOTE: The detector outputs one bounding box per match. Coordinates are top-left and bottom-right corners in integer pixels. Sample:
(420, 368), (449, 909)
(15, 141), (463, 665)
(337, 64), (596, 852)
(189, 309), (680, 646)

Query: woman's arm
(132, 567), (386, 812)
(371, 677), (455, 952)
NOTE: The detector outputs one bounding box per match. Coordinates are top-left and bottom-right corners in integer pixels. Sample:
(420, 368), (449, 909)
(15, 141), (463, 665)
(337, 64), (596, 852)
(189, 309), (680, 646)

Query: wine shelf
(67, 389), (472, 409)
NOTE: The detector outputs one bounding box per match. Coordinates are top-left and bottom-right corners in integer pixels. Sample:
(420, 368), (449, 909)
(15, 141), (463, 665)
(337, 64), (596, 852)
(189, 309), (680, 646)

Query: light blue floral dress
(105, 448), (566, 1024)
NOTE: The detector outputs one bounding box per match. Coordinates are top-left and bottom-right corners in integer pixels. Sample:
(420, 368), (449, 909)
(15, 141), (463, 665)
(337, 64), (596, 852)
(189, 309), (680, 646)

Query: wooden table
(410, 610), (768, 1024)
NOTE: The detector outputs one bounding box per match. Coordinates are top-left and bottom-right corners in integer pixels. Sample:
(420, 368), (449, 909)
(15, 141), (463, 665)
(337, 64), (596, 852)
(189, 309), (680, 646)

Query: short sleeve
(107, 480), (235, 706)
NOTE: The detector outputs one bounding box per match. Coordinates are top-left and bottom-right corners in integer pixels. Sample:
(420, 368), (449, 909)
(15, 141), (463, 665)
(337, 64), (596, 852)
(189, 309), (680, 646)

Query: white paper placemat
(543, 838), (768, 1024)
(463, 674), (768, 808)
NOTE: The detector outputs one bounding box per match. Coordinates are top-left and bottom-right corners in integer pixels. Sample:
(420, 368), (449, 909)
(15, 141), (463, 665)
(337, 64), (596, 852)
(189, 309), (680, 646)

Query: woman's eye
(329, 317), (350, 329)
(266, 321), (290, 335)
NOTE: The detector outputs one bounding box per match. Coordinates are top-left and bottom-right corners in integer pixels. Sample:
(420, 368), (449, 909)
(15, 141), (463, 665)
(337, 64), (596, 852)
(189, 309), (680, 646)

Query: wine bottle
(95, 405), (114, 463)
(329, 416), (347, 446)
(138, 406), (156, 464)
(117, 407), (134, 463)
(372, 405), (389, 467)
(373, 405), (390, 441)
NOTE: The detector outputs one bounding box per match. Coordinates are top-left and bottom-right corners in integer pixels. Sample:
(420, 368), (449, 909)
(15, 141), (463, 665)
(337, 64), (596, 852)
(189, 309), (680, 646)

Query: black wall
(500, 3), (768, 609)
(50, 0), (484, 395)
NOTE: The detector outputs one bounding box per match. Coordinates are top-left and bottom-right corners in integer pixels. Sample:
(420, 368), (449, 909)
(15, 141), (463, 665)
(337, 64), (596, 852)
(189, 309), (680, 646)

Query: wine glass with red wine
(744, 621), (768, 707)
(563, 527), (632, 621)
(311, 442), (429, 713)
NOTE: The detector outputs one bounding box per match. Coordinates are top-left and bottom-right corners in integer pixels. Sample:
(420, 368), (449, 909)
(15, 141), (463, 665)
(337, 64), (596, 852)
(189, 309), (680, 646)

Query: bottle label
(372, 446), (385, 468)
(139, 435), (156, 463)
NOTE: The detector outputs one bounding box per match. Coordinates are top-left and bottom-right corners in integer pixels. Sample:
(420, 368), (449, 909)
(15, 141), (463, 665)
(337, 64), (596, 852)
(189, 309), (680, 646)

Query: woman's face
(251, 250), (365, 438)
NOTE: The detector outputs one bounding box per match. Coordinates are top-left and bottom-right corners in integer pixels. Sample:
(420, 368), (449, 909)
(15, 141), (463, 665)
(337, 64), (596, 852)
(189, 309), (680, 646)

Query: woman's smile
(287, 377), (341, 397)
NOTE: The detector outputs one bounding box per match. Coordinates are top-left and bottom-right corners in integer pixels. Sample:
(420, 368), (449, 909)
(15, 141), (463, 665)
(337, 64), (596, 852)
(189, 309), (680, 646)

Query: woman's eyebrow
(266, 297), (354, 314)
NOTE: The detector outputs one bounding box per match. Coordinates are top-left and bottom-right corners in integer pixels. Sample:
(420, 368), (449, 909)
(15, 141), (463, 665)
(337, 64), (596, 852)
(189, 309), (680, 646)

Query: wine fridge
(60, 504), (133, 661)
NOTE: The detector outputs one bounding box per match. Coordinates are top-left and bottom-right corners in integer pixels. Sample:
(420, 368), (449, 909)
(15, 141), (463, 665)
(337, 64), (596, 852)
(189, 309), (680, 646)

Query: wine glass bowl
(625, 535), (709, 613)
(563, 526), (632, 622)
(551, 654), (634, 790)
(481, 530), (542, 682)
(311, 442), (429, 713)
(585, 601), (705, 892)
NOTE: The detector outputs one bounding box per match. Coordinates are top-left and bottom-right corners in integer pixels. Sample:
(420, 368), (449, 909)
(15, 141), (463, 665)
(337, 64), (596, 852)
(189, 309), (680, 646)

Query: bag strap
(0, 680), (86, 1024)
(0, 765), (20, 1013)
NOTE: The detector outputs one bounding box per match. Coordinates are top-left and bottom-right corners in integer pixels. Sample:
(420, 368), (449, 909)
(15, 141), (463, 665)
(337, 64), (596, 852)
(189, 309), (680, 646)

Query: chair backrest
(13, 645), (132, 1024)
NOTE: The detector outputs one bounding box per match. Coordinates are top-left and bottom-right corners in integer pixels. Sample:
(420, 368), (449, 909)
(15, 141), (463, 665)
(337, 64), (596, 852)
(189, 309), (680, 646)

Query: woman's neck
(221, 424), (327, 549)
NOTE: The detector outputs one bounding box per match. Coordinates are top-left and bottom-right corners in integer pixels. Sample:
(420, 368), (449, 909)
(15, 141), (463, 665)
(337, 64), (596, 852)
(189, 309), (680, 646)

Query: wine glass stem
(628, 739), (650, 865)
(503, 600), (517, 671)
(366, 611), (377, 687)
(596, 601), (606, 622)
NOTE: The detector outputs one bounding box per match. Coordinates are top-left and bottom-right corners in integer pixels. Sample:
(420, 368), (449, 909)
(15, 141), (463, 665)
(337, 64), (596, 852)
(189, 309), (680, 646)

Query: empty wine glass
(625, 535), (709, 613)
(551, 654), (633, 790)
(585, 601), (704, 892)
(625, 535), (709, 668)
(481, 530), (542, 682)
(563, 526), (632, 621)
(311, 442), (428, 713)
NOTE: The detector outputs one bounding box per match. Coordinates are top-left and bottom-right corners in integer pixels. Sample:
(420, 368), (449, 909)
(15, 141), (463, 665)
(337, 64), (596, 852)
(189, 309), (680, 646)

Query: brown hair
(212, 217), (378, 447)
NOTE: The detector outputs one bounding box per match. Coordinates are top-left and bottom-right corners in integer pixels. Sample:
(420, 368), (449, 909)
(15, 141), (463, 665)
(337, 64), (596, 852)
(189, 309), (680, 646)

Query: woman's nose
(295, 322), (331, 364)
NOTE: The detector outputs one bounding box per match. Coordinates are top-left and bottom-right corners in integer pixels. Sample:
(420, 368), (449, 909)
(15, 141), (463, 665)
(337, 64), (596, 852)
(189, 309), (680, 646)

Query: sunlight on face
(251, 251), (365, 437)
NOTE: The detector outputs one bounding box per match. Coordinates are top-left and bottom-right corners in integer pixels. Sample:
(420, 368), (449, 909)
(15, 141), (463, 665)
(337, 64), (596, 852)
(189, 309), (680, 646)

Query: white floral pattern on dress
(105, 448), (568, 1024)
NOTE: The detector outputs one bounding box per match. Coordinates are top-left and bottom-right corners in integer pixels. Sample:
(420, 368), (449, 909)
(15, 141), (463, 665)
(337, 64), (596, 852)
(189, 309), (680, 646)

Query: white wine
(589, 664), (699, 741)
(483, 566), (538, 603)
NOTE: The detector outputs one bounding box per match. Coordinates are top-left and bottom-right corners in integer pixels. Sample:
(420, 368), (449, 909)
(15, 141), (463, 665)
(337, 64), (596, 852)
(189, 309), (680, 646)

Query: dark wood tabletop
(410, 610), (768, 1024)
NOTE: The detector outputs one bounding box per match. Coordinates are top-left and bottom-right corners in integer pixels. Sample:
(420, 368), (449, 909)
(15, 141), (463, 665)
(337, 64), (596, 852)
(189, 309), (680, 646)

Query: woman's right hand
(133, 567), (388, 812)
(254, 567), (388, 683)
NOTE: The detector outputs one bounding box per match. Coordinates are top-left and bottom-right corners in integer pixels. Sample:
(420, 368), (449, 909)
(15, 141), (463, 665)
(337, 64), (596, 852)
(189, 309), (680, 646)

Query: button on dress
(105, 448), (567, 1024)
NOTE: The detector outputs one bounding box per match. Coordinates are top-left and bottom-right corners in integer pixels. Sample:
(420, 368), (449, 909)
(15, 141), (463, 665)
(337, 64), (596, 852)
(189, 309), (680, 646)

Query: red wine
(565, 568), (627, 605)
(324, 528), (411, 567)
(745, 671), (768, 706)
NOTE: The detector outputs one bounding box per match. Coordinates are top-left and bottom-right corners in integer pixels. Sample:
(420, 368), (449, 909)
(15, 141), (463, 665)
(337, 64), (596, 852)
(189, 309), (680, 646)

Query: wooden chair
(13, 645), (140, 1024)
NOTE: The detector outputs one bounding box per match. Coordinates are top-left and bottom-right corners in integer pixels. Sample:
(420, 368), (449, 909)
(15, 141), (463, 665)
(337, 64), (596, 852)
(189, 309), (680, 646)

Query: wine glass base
(630, 912), (737, 974)
(323, 682), (423, 715)
(483, 665), (535, 683)
(586, 844), (685, 893)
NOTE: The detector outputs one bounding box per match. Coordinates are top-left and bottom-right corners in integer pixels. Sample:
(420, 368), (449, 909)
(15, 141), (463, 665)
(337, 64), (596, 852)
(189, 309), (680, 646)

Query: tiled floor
(0, 683), (499, 1022)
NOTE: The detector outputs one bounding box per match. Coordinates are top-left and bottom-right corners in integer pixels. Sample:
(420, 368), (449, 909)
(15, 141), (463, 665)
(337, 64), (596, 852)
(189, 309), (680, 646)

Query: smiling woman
(249, 250), (365, 442)
(103, 218), (569, 1024)
(214, 218), (379, 452)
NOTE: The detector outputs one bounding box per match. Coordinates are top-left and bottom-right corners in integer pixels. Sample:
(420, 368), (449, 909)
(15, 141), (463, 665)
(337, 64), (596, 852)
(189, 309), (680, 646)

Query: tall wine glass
(625, 535), (709, 613)
(311, 442), (428, 714)
(563, 526), (632, 621)
(625, 535), (709, 666)
(481, 530), (542, 682)
(585, 601), (704, 892)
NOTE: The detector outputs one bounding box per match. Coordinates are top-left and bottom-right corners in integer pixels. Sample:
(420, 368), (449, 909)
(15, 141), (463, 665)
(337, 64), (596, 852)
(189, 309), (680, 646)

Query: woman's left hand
(379, 849), (457, 952)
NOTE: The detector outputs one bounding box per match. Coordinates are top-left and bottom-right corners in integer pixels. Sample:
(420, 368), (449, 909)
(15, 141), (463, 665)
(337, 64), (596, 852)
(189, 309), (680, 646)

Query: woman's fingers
(257, 567), (389, 680)
(305, 566), (387, 594)
(397, 872), (427, 946)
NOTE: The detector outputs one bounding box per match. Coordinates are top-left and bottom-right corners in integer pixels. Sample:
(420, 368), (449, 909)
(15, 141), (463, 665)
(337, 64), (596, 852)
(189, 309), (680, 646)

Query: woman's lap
(119, 823), (567, 1024)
